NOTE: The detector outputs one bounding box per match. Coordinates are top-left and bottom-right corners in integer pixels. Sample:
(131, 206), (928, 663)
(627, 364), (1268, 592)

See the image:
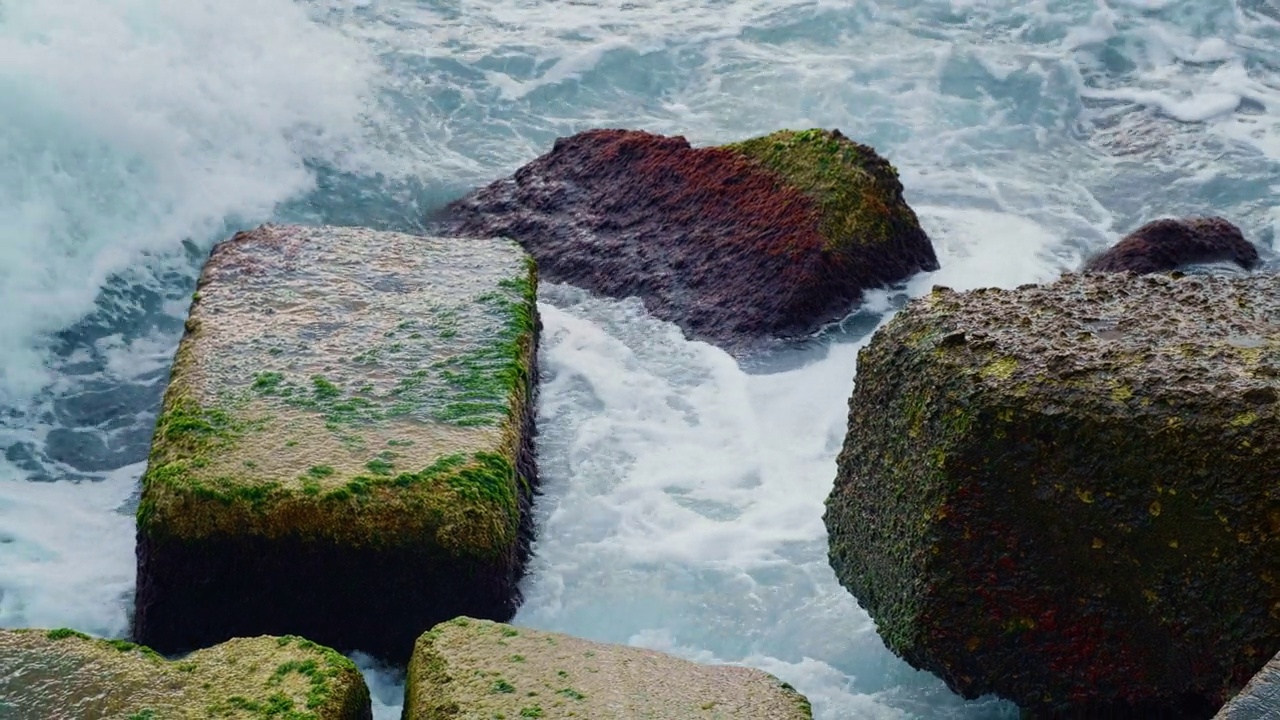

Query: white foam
(909, 207), (1083, 292)
(96, 327), (189, 384)
(1061, 1), (1280, 164)
(0, 462), (139, 636)
(351, 653), (406, 720)
(1064, 8), (1120, 50)
(1083, 86), (1241, 122)
(0, 0), (384, 404)
(511, 271), (1050, 717)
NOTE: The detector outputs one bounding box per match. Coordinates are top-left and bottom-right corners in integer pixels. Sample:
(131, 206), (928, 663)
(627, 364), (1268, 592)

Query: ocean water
(1, 0), (1278, 717)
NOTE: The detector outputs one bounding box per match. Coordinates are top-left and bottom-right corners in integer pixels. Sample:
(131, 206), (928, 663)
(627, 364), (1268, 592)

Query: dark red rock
(436, 129), (938, 350)
(1085, 217), (1259, 274)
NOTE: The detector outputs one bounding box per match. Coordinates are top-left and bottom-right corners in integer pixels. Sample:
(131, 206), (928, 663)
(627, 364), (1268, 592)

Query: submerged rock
(0, 628), (370, 719)
(438, 128), (938, 351)
(823, 272), (1280, 717)
(134, 225), (540, 663)
(1216, 651), (1280, 719)
(403, 617), (813, 719)
(1085, 216), (1259, 274)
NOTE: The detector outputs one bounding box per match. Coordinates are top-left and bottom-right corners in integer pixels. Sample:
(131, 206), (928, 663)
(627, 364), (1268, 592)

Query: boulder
(403, 617), (813, 719)
(1084, 217), (1259, 274)
(0, 628), (370, 719)
(1216, 651), (1280, 719)
(823, 272), (1280, 717)
(134, 225), (540, 663)
(437, 128), (938, 351)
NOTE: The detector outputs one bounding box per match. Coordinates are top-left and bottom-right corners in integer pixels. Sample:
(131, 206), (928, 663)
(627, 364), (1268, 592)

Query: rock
(1216, 651), (1280, 719)
(437, 128), (938, 351)
(0, 628), (370, 719)
(134, 225), (540, 663)
(403, 617), (813, 719)
(823, 272), (1280, 717)
(1084, 217), (1259, 274)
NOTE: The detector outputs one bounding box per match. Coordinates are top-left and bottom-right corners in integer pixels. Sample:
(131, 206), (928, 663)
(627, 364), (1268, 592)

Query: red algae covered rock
(824, 272), (1280, 718)
(1085, 216), (1260, 274)
(439, 128), (937, 350)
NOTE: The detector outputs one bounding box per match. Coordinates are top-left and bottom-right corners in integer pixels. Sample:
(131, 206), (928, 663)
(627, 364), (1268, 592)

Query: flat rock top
(405, 618), (812, 720)
(0, 629), (369, 719)
(140, 225), (537, 553)
(901, 272), (1280, 417)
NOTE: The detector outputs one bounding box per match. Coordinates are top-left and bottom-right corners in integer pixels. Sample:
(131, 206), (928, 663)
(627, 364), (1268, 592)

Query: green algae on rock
(823, 272), (1280, 717)
(724, 128), (915, 253)
(134, 225), (540, 663)
(0, 629), (370, 719)
(403, 618), (813, 720)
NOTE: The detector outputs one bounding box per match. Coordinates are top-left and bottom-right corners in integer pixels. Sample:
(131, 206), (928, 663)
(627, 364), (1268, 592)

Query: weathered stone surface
(1084, 217), (1259, 274)
(134, 225), (540, 663)
(403, 618), (813, 720)
(0, 628), (370, 719)
(1216, 651), (1280, 719)
(823, 272), (1280, 717)
(437, 128), (938, 351)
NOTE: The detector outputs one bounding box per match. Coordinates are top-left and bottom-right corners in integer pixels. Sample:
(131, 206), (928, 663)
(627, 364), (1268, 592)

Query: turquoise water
(1, 1), (1278, 717)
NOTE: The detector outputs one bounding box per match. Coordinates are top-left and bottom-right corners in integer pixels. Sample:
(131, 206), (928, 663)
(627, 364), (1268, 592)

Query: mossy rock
(0, 628), (370, 719)
(403, 618), (813, 719)
(722, 128), (920, 256)
(1215, 650), (1280, 719)
(823, 272), (1280, 717)
(134, 225), (540, 663)
(440, 128), (936, 351)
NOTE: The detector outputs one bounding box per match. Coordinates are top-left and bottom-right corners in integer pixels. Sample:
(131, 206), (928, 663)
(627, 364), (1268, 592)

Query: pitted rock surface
(824, 271), (1280, 717)
(1085, 216), (1259, 274)
(438, 128), (938, 351)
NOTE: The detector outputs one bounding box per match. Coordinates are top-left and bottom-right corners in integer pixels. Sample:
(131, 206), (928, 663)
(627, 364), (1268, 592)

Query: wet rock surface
(133, 225), (540, 664)
(824, 272), (1280, 717)
(1085, 216), (1259, 274)
(404, 617), (813, 720)
(437, 128), (938, 352)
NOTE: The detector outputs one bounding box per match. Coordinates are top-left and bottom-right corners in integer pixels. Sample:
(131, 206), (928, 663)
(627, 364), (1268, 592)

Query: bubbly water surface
(2, 1), (1278, 717)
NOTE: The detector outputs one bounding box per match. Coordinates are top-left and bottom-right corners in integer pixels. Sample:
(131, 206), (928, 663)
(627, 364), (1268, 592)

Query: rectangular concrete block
(133, 225), (540, 663)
